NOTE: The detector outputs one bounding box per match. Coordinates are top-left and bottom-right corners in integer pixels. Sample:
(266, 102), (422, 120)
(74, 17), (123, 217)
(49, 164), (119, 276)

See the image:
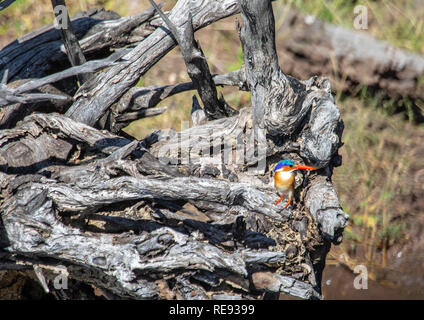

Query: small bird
(273, 160), (316, 208)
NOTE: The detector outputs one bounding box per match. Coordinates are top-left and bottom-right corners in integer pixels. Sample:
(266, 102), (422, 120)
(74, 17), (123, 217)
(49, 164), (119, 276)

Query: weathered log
(65, 0), (240, 126)
(0, 0), (349, 300)
(0, 112), (322, 299)
(0, 8), (121, 82)
(0, 49), (130, 130)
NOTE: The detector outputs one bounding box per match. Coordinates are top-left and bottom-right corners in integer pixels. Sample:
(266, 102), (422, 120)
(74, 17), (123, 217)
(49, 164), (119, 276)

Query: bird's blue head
(273, 160), (295, 173)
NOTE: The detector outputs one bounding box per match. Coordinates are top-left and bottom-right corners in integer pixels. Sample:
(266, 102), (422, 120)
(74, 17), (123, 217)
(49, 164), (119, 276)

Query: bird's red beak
(293, 165), (316, 171)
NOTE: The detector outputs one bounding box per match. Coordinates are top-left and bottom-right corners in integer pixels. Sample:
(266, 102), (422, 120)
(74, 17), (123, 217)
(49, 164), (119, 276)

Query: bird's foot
(274, 196), (283, 205)
(283, 197), (292, 208)
(275, 196), (292, 208)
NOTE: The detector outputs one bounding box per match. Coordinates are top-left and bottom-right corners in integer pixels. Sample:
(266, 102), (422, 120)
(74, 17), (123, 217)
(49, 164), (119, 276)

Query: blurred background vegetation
(1, 0), (423, 298)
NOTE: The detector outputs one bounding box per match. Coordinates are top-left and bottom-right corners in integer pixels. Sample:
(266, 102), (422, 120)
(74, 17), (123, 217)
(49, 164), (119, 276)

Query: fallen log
(275, 7), (424, 121)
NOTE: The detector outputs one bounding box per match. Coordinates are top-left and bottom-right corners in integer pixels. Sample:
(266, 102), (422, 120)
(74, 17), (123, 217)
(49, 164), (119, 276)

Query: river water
(322, 264), (424, 299)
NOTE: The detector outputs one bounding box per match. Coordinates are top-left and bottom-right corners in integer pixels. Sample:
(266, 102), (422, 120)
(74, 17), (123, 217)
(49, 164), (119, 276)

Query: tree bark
(65, 0), (240, 127)
(0, 0), (348, 300)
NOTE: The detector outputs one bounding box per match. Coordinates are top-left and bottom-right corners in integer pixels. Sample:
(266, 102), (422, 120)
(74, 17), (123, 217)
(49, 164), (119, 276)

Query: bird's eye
(289, 165), (293, 168)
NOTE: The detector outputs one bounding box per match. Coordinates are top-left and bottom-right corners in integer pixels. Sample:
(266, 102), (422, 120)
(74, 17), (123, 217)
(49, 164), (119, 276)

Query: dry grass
(332, 94), (424, 270)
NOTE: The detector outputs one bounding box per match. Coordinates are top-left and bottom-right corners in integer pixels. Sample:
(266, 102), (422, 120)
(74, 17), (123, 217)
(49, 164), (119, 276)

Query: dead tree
(0, 0), (348, 300)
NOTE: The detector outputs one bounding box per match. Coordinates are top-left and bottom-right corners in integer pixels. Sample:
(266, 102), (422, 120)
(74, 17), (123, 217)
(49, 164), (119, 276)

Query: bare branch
(116, 107), (167, 121)
(148, 0), (237, 120)
(191, 95), (207, 127)
(252, 272), (321, 299)
(1, 69), (8, 84)
(65, 0), (240, 126)
(115, 69), (247, 113)
(0, 49), (128, 108)
(103, 68), (247, 133)
(15, 49), (129, 95)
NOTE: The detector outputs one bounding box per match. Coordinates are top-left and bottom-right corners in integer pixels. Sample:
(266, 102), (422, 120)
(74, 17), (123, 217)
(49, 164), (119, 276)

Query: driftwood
(0, 49), (131, 130)
(0, 49), (129, 106)
(64, 0), (240, 126)
(0, 0), (348, 300)
(0, 5), (164, 130)
(0, 8), (135, 81)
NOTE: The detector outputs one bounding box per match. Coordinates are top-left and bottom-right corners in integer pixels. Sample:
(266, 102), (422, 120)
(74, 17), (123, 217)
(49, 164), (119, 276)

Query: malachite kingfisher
(273, 160), (316, 208)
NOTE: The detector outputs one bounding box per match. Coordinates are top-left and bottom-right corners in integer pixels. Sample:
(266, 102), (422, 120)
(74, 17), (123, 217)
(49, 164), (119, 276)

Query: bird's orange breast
(274, 171), (295, 192)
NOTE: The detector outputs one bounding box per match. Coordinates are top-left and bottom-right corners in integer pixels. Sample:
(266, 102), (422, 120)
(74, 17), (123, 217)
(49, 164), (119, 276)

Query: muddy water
(322, 264), (424, 300)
